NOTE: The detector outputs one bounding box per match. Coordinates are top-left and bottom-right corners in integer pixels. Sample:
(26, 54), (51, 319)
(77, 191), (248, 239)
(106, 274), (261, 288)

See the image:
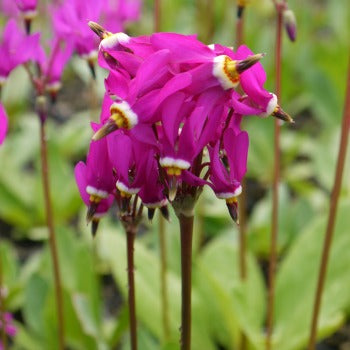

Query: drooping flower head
(0, 19), (44, 86)
(74, 127), (115, 233)
(75, 22), (294, 225)
(43, 38), (74, 101)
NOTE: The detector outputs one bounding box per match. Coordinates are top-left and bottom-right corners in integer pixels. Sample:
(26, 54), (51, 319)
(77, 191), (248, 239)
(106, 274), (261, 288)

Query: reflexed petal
(74, 161), (89, 205)
(161, 92), (186, 147)
(151, 32), (212, 64)
(223, 128), (249, 182)
(107, 132), (132, 181)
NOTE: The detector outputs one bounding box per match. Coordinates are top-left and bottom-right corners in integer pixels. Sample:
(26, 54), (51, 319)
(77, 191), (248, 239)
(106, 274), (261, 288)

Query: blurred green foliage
(1, 0), (350, 349)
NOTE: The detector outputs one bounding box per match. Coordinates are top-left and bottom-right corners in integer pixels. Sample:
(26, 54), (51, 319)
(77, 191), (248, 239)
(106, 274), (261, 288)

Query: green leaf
(96, 224), (217, 350)
(197, 234), (266, 349)
(274, 200), (350, 350)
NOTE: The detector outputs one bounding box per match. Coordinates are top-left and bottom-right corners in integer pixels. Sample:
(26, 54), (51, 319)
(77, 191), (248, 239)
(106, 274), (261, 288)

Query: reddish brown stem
(307, 56), (350, 350)
(0, 254), (7, 350)
(159, 214), (170, 341)
(236, 5), (245, 47)
(154, 0), (161, 32)
(126, 227), (138, 350)
(39, 121), (65, 350)
(266, 4), (283, 350)
(179, 214), (194, 350)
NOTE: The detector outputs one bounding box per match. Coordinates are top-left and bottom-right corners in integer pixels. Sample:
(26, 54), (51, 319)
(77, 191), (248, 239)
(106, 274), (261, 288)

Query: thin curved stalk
(126, 227), (138, 350)
(307, 55), (350, 350)
(179, 214), (194, 350)
(0, 254), (7, 350)
(39, 120), (65, 350)
(158, 214), (170, 341)
(154, 0), (161, 32)
(266, 4), (283, 350)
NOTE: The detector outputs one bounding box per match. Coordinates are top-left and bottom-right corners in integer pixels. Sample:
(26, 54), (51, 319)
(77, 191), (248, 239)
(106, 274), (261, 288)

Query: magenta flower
(74, 130), (115, 226)
(92, 58), (192, 140)
(0, 312), (17, 350)
(0, 19), (44, 84)
(75, 23), (294, 227)
(15, 0), (37, 13)
(208, 127), (249, 222)
(0, 0), (19, 17)
(138, 150), (169, 220)
(0, 103), (8, 145)
(15, 0), (37, 33)
(53, 0), (102, 60)
(107, 132), (149, 199)
(43, 38), (74, 99)
(151, 33), (263, 92)
(235, 45), (293, 122)
(100, 0), (141, 33)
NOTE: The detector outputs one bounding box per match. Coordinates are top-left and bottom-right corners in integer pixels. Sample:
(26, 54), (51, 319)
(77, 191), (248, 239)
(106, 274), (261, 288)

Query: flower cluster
(75, 22), (293, 228)
(0, 0), (141, 142)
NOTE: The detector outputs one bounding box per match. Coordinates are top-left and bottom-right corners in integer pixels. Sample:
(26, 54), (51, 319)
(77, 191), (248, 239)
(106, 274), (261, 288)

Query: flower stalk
(0, 255), (7, 350)
(39, 117), (65, 350)
(179, 214), (194, 350)
(266, 2), (284, 349)
(154, 0), (161, 32)
(159, 214), (170, 341)
(307, 56), (350, 350)
(153, 2), (170, 342)
(236, 0), (246, 47)
(126, 226), (138, 350)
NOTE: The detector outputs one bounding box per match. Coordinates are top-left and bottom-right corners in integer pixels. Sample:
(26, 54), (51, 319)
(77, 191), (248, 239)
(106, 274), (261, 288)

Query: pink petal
(0, 104), (8, 145)
(151, 32), (212, 64)
(74, 162), (89, 205)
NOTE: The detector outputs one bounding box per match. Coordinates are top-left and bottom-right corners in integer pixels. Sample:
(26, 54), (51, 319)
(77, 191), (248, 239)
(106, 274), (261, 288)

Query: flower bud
(283, 8), (297, 42)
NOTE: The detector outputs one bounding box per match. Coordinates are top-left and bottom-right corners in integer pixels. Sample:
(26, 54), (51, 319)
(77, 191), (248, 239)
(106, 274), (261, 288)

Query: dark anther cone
(87, 60), (96, 80)
(237, 5), (245, 18)
(226, 201), (239, 225)
(25, 18), (31, 34)
(272, 105), (294, 123)
(91, 219), (100, 238)
(88, 21), (108, 39)
(148, 208), (155, 221)
(236, 53), (265, 74)
(92, 119), (118, 141)
(160, 206), (170, 221)
(86, 203), (98, 223)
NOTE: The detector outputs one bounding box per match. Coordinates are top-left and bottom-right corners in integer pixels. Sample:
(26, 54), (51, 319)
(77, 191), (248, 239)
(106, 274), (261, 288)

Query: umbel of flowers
(75, 22), (293, 350)
(76, 21), (292, 227)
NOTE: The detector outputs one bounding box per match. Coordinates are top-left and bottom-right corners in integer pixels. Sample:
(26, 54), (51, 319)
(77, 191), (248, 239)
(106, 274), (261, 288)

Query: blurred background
(0, 0), (349, 349)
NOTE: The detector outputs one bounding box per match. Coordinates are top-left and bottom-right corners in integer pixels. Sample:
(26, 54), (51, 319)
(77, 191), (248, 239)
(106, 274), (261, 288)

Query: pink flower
(43, 38), (74, 99)
(138, 151), (169, 220)
(15, 0), (37, 30)
(0, 312), (17, 349)
(100, 0), (141, 33)
(74, 129), (115, 225)
(92, 56), (192, 140)
(208, 127), (249, 222)
(0, 103), (8, 145)
(52, 0), (102, 59)
(0, 19), (44, 83)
